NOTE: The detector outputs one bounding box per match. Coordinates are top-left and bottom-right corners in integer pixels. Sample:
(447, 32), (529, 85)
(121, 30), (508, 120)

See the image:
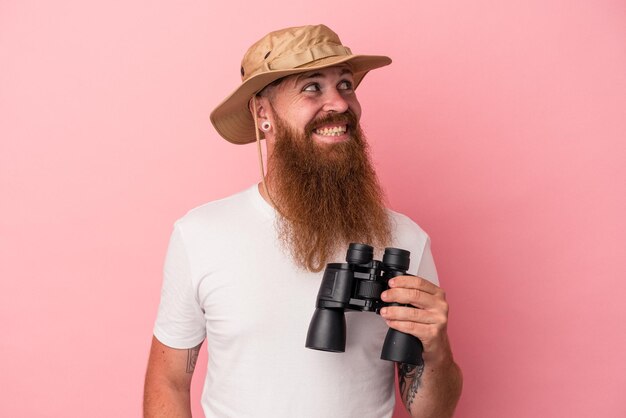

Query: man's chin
(309, 136), (355, 163)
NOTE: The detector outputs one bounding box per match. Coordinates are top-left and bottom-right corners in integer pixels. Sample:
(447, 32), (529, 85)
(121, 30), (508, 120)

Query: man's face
(257, 66), (391, 272)
(262, 65), (362, 149)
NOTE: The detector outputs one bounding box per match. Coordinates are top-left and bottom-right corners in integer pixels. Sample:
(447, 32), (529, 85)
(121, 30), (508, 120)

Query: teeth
(315, 125), (347, 136)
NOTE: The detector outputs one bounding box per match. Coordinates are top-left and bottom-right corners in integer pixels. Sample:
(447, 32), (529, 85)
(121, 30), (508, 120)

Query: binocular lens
(382, 247), (410, 271)
(305, 308), (346, 352)
(381, 328), (423, 365)
(346, 243), (374, 265)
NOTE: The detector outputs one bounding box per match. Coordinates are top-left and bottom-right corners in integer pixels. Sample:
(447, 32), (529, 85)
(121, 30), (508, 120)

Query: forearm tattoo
(186, 343), (202, 373)
(398, 361), (425, 410)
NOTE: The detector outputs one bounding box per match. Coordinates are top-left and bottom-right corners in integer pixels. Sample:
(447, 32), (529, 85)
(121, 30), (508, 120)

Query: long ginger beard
(267, 110), (392, 272)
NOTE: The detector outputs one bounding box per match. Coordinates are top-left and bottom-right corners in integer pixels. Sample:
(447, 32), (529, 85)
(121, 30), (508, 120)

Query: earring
(261, 121), (271, 132)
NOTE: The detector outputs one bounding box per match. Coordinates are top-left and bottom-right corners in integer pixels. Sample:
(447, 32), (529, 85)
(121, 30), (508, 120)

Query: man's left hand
(380, 276), (453, 364)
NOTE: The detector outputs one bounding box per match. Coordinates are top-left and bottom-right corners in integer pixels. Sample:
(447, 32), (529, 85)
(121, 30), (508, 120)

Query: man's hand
(380, 275), (452, 364)
(379, 276), (461, 418)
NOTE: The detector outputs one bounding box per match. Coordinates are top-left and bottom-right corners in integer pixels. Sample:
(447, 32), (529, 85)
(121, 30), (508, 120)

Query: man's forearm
(399, 358), (463, 418)
(143, 338), (201, 418)
(143, 378), (192, 418)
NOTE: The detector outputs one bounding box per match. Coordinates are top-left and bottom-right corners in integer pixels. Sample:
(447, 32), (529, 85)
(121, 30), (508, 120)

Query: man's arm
(380, 276), (462, 417)
(397, 347), (462, 417)
(143, 336), (203, 418)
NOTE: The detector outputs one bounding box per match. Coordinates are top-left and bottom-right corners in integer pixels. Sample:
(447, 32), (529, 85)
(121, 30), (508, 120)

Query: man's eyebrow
(296, 72), (324, 82)
(295, 68), (354, 83)
(339, 68), (353, 76)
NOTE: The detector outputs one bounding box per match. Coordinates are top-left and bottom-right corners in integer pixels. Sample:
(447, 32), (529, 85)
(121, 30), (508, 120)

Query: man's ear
(249, 95), (270, 120)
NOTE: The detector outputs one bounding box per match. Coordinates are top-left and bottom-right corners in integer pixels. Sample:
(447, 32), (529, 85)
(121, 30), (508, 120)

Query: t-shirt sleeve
(153, 224), (206, 349)
(416, 237), (439, 286)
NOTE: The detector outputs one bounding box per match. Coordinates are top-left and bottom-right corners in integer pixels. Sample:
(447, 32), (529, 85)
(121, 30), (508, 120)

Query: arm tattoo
(398, 361), (425, 411)
(185, 343), (202, 373)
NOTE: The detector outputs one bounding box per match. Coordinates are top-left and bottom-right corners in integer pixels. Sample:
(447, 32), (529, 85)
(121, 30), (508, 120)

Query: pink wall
(1, 1), (624, 417)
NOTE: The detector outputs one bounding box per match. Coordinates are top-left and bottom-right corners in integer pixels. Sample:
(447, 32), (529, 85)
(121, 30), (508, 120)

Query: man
(144, 24), (462, 418)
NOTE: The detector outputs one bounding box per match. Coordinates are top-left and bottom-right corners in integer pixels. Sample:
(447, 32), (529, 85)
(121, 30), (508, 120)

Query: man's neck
(257, 180), (274, 206)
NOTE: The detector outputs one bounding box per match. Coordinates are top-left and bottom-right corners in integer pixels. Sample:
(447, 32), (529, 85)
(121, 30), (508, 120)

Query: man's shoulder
(175, 185), (267, 230)
(387, 208), (431, 253)
(387, 209), (428, 237)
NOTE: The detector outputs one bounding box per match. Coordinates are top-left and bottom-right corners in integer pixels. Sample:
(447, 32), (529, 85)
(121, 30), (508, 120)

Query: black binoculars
(305, 243), (424, 365)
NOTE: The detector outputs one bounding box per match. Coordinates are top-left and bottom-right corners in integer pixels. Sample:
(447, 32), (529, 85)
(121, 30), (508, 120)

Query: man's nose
(322, 89), (350, 113)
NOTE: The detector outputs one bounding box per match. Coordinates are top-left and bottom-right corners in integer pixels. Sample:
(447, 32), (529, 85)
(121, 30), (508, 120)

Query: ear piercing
(261, 121), (271, 132)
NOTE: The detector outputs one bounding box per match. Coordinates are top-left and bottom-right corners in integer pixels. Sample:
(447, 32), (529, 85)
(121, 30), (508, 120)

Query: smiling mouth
(314, 125), (348, 137)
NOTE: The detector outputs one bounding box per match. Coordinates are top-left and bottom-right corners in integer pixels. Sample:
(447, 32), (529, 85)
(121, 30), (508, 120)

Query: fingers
(381, 276), (447, 310)
(380, 276), (447, 311)
(380, 305), (449, 354)
(379, 276), (453, 362)
(382, 319), (433, 337)
(379, 275), (449, 339)
(383, 319), (450, 357)
(388, 275), (443, 296)
(380, 305), (442, 325)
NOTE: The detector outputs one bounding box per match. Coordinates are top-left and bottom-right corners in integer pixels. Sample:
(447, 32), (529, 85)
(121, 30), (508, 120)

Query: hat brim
(210, 54), (392, 145)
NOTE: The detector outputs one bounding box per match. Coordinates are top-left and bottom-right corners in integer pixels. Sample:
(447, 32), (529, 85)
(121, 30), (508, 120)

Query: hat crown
(240, 24), (349, 82)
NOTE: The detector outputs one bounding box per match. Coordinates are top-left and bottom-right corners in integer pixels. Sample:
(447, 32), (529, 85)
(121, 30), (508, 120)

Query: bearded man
(144, 24), (462, 418)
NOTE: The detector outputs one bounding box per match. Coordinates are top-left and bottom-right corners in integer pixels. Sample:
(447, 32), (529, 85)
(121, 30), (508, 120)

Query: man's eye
(303, 83), (320, 92)
(338, 80), (353, 90)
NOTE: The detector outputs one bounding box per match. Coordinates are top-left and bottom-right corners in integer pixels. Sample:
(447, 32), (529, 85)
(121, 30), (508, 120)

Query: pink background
(1, 1), (625, 417)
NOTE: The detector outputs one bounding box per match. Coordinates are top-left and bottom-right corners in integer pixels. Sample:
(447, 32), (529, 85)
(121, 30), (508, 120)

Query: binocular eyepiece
(305, 243), (424, 366)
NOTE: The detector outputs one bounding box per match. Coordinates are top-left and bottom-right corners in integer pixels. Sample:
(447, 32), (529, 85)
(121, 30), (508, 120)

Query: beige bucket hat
(209, 24), (392, 144)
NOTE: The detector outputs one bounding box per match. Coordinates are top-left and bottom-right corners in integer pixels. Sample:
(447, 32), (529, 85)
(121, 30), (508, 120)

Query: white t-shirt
(154, 185), (438, 418)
